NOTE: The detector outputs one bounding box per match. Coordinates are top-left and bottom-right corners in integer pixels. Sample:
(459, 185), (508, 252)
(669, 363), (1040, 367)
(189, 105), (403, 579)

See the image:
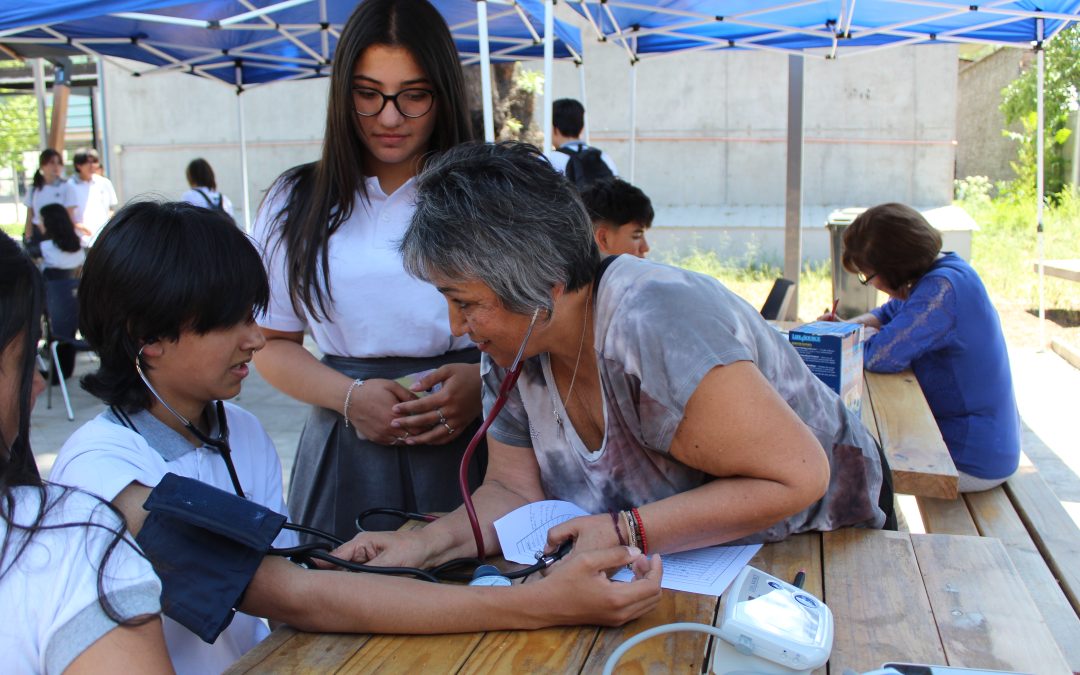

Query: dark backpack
(557, 144), (614, 190)
(195, 188), (234, 223)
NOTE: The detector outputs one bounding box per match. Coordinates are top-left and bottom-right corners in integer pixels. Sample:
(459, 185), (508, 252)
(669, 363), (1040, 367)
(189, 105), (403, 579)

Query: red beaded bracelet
(609, 511), (626, 546)
(630, 507), (648, 554)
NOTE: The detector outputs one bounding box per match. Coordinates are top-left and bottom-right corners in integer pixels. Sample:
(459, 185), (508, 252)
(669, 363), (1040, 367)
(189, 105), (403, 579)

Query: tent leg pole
(783, 54), (805, 321)
(33, 59), (48, 150)
(579, 63), (589, 145)
(1036, 22), (1046, 352)
(478, 0), (495, 143)
(629, 51), (637, 184)
(542, 0), (554, 155)
(237, 92), (251, 233)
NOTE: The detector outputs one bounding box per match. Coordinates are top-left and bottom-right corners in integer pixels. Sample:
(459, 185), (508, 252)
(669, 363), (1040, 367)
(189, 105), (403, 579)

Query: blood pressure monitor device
(712, 566), (834, 675)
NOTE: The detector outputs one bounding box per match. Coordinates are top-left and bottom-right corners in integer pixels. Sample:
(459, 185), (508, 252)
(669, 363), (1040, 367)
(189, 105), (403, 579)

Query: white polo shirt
(63, 174), (118, 245)
(253, 175), (473, 358)
(51, 402), (297, 675)
(23, 179), (68, 227)
(0, 486), (161, 675)
(181, 188), (235, 218)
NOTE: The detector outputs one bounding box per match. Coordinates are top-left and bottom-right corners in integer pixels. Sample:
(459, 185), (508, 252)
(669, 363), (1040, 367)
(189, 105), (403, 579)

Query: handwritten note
(493, 500), (761, 596)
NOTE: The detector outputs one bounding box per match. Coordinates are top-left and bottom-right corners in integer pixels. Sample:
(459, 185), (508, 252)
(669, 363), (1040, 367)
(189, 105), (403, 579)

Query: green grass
(2, 222), (22, 239)
(662, 190), (1080, 323)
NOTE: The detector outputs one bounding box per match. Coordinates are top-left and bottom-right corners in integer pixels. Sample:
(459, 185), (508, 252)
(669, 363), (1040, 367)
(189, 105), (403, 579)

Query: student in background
(0, 232), (172, 675)
(39, 203), (87, 379)
(826, 203), (1020, 492)
(22, 148), (66, 257)
(545, 98), (617, 190)
(50, 201), (662, 675)
(181, 158), (235, 219)
(580, 177), (653, 258)
(64, 147), (118, 246)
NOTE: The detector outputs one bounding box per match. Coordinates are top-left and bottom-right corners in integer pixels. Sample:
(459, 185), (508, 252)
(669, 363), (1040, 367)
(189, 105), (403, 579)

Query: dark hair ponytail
(40, 204), (82, 253)
(32, 149), (63, 192)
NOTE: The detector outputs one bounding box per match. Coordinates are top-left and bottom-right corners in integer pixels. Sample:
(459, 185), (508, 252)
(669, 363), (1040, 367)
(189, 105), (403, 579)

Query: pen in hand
(829, 299), (839, 321)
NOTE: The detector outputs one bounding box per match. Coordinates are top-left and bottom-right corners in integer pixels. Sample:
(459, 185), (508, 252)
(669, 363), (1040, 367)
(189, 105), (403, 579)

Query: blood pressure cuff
(136, 473), (287, 643)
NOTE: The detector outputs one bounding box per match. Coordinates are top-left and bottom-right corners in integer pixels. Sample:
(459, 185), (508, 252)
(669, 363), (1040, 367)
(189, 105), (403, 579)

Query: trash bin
(826, 208), (878, 319)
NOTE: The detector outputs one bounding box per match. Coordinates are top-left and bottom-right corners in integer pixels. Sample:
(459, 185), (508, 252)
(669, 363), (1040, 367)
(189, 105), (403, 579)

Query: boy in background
(580, 177), (654, 258)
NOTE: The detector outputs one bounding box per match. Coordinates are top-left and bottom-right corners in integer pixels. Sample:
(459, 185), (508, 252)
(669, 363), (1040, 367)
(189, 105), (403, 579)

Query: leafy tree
(0, 93), (41, 173)
(463, 62), (543, 146)
(1000, 24), (1080, 200)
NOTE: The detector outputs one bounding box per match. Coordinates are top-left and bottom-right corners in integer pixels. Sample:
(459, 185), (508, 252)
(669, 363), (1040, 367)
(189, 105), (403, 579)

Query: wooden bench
(914, 453), (1080, 672)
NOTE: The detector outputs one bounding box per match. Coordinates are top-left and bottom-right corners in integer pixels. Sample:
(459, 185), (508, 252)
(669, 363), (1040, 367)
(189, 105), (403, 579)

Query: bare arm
(63, 619), (173, 675)
(549, 361), (830, 555)
(847, 312), (882, 329)
(330, 437), (547, 568)
(114, 481), (662, 633)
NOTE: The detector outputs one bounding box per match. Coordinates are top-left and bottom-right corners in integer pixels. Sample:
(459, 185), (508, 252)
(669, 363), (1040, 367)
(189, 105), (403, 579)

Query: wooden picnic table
(226, 528), (1071, 674)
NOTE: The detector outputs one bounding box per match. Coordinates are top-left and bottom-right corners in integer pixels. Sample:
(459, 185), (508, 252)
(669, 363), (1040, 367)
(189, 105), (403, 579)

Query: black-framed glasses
(352, 87), (435, 118)
(857, 272), (878, 286)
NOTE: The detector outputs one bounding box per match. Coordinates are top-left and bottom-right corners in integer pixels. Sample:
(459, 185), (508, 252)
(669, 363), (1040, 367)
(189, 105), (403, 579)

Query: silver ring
(442, 422), (455, 435)
(436, 408), (447, 425)
(402, 430), (410, 440)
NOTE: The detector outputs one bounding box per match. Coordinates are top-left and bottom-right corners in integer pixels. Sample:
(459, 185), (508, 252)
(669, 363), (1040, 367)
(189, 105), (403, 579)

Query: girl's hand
(529, 547), (663, 627)
(346, 378), (420, 446)
(324, 529), (434, 569)
(390, 363), (482, 446)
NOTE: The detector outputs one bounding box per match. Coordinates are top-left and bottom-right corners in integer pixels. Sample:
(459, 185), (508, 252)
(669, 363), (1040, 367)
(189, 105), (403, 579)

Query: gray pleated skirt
(287, 348), (485, 541)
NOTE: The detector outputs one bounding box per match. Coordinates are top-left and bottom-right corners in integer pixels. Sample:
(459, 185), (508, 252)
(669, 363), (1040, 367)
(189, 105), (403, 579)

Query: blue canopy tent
(560, 0), (1079, 325)
(0, 0), (582, 227)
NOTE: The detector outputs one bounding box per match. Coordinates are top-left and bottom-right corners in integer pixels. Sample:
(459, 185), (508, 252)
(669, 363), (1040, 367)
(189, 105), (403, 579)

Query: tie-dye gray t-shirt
(482, 256), (887, 543)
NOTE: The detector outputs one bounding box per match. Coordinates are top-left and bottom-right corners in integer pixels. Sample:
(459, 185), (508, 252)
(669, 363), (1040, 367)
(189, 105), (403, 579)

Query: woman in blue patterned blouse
(834, 203), (1020, 492)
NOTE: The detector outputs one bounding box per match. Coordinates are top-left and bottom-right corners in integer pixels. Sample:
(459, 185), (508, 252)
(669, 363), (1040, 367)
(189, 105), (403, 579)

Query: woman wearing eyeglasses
(251, 0), (484, 541)
(63, 147), (118, 247)
(828, 203), (1020, 492)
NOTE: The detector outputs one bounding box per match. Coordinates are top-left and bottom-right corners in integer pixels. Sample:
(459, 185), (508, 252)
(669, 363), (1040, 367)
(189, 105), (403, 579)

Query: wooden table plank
(911, 533), (1071, 674)
(337, 633), (483, 674)
(225, 625), (303, 674)
(578, 590), (717, 674)
(227, 630), (373, 674)
(459, 625), (598, 675)
(823, 529), (945, 674)
(1004, 454), (1080, 615)
(915, 496), (980, 536)
(864, 371), (958, 499)
(963, 487), (1080, 673)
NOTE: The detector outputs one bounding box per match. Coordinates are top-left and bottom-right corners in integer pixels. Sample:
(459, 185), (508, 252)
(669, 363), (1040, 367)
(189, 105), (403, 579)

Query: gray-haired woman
(333, 141), (895, 569)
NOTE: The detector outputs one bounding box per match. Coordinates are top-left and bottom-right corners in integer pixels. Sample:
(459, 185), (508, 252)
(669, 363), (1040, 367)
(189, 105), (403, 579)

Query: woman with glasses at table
(251, 0), (485, 542)
(825, 203), (1020, 492)
(331, 142), (895, 571)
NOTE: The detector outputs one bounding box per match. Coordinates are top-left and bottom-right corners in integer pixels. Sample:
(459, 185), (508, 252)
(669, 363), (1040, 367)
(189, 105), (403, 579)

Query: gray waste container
(826, 208), (878, 319)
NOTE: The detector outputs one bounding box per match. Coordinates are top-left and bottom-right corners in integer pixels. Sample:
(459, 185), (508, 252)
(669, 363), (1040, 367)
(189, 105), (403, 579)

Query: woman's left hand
(390, 363), (482, 446)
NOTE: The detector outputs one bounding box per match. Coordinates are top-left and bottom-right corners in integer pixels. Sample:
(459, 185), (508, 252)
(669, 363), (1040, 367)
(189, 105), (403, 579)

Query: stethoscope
(127, 325), (567, 583)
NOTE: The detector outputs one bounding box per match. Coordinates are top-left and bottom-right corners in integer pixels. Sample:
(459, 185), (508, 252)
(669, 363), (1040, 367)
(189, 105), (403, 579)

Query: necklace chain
(555, 290), (590, 426)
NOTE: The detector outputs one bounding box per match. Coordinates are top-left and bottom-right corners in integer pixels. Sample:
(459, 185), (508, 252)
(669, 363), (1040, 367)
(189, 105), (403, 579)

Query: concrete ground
(29, 343), (1080, 530)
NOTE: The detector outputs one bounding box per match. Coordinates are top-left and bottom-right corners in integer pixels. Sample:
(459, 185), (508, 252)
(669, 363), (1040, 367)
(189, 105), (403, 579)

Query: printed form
(493, 500), (761, 596)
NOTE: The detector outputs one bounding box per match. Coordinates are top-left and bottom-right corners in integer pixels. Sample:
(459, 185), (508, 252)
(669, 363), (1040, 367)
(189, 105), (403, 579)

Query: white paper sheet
(493, 500), (761, 596)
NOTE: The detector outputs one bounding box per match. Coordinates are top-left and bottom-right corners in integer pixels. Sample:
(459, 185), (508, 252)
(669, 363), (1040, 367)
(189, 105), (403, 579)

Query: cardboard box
(788, 321), (864, 415)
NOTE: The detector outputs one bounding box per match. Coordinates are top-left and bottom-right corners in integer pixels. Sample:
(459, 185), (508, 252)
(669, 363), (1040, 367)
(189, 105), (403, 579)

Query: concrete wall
(101, 62), (330, 227)
(533, 26), (959, 263)
(100, 29), (960, 263)
(955, 47), (1030, 187)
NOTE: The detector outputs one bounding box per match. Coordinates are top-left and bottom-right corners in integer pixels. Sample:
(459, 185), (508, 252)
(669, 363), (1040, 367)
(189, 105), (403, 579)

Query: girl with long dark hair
(21, 148), (65, 257)
(252, 0), (483, 540)
(0, 233), (171, 674)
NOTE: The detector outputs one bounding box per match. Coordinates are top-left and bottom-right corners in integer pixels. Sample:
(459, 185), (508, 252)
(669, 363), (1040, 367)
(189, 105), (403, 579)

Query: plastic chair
(760, 278), (795, 321)
(43, 276), (92, 421)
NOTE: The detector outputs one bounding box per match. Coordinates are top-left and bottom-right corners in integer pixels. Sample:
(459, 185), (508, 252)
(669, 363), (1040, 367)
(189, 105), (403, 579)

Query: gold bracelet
(622, 510), (639, 550)
(342, 378), (365, 429)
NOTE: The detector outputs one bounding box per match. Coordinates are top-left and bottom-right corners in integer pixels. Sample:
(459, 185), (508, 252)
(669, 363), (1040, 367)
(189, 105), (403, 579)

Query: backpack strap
(194, 188), (217, 209)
